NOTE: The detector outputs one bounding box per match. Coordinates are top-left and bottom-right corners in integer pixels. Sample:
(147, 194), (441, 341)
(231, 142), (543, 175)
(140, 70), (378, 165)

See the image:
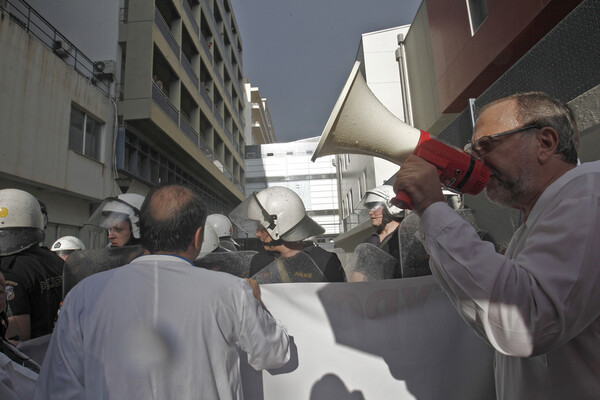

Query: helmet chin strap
(263, 238), (284, 247)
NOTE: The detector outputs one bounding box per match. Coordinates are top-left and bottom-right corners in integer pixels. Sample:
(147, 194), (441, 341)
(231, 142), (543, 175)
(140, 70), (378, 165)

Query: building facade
(332, 26), (410, 250)
(243, 79), (276, 145)
(0, 0), (247, 247)
(401, 0), (599, 246)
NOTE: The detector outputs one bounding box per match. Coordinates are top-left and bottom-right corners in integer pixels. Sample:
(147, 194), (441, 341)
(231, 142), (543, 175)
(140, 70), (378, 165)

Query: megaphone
(312, 61), (489, 209)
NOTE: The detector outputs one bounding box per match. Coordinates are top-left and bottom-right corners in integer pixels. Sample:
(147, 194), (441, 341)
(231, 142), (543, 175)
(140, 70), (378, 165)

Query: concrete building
(401, 0), (600, 246)
(244, 137), (339, 249)
(0, 0), (247, 247)
(243, 79), (276, 145)
(331, 25), (410, 250)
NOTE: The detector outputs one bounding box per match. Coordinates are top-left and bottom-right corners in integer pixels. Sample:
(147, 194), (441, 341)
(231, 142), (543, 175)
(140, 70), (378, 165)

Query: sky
(228, 0), (423, 143)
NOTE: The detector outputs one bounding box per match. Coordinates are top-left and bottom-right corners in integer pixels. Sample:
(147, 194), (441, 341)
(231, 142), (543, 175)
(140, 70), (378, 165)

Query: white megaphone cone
(312, 61), (489, 209)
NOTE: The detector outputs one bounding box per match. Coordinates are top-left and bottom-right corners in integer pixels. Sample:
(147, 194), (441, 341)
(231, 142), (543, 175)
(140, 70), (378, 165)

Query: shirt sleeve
(32, 290), (85, 400)
(234, 280), (290, 370)
(4, 262), (33, 317)
(418, 195), (600, 357)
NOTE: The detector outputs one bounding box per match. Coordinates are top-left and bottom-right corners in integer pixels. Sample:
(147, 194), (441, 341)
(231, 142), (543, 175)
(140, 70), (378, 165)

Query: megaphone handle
(392, 191), (413, 210)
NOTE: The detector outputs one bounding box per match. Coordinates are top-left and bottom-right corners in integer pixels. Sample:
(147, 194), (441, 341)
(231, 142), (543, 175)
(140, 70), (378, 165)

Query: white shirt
(418, 161), (600, 400)
(33, 255), (290, 400)
(0, 344), (39, 400)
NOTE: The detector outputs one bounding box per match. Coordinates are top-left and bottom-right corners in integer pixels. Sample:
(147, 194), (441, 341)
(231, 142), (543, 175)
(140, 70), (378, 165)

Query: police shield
(63, 245), (145, 298)
(252, 251), (326, 283)
(193, 250), (257, 278)
(398, 208), (506, 278)
(398, 213), (432, 278)
(345, 243), (398, 282)
(219, 239), (239, 252)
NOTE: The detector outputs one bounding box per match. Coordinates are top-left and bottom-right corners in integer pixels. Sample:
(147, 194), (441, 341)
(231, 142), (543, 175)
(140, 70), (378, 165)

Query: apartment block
(0, 0), (247, 247)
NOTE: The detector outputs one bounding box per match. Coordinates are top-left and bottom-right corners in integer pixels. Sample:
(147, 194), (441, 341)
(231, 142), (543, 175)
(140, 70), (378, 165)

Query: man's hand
(245, 278), (268, 311)
(393, 155), (445, 216)
(246, 278), (261, 301)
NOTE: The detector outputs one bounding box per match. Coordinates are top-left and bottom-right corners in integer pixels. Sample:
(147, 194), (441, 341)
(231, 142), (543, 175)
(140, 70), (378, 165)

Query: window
(68, 105), (103, 160)
(466, 0), (488, 35)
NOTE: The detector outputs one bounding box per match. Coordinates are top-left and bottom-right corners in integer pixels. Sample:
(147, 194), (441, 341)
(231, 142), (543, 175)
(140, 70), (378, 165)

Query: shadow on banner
(316, 277), (496, 399)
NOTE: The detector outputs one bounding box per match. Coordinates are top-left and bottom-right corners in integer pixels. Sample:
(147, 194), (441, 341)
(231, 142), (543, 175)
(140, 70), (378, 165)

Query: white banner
(243, 276), (496, 400)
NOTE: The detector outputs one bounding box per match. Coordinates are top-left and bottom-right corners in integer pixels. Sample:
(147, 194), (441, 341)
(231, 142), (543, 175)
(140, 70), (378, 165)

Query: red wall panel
(426, 0), (582, 113)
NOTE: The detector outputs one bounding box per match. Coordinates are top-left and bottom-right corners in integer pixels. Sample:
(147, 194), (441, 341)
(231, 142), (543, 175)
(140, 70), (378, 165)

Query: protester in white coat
(394, 92), (600, 399)
(33, 184), (290, 400)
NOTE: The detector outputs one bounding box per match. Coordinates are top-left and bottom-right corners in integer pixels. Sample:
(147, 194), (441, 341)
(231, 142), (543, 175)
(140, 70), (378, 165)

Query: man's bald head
(139, 185), (206, 254)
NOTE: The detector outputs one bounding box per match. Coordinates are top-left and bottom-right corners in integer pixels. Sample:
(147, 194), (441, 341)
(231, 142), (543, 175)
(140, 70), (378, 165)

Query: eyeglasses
(464, 125), (539, 157)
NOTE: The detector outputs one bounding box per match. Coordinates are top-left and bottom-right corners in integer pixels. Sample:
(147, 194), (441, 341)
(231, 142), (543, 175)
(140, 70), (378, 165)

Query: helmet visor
(0, 228), (44, 256)
(229, 194), (271, 237)
(85, 198), (136, 231)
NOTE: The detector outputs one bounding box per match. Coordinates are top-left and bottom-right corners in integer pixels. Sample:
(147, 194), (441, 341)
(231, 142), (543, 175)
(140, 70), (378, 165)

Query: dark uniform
(249, 244), (346, 282)
(0, 246), (63, 339)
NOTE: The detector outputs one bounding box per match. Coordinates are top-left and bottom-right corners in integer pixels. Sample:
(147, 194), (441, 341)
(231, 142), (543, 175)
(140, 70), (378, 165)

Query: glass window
(466, 0), (488, 35)
(68, 107), (85, 154)
(68, 104), (103, 161)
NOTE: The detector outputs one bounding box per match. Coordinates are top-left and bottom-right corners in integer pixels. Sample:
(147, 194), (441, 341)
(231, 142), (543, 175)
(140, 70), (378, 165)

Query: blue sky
(229, 0), (422, 143)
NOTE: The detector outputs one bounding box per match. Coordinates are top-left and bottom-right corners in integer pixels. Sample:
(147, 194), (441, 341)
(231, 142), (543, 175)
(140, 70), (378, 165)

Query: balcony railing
(222, 163), (232, 180)
(202, 0), (212, 16)
(182, 0), (199, 36)
(1, 0), (110, 95)
(198, 135), (213, 160)
(224, 125), (233, 142)
(154, 8), (180, 58)
(152, 82), (179, 125)
(180, 115), (198, 145)
(213, 109), (223, 127)
(181, 54), (198, 88)
(199, 85), (212, 109)
(200, 36), (213, 64)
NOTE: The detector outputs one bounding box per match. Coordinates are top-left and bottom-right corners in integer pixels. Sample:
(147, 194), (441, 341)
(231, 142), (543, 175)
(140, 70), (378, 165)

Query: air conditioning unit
(94, 60), (117, 81)
(53, 40), (73, 59)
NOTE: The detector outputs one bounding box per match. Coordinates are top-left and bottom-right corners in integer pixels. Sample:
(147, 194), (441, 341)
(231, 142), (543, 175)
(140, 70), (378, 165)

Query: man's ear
(194, 226), (204, 250)
(536, 126), (560, 163)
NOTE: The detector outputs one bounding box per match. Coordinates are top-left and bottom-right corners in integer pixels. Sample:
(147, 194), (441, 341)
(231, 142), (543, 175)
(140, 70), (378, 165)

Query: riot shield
(398, 208), (507, 278)
(252, 252), (326, 283)
(63, 245), (145, 298)
(398, 213), (432, 278)
(193, 250), (257, 278)
(219, 239), (239, 252)
(344, 243), (398, 282)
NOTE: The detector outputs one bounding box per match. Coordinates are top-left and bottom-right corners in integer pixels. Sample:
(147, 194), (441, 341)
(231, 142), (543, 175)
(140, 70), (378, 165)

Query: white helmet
(85, 193), (145, 239)
(206, 214), (233, 238)
(51, 236), (86, 252)
(0, 189), (45, 256)
(229, 186), (324, 242)
(196, 224), (220, 259)
(356, 185), (404, 217)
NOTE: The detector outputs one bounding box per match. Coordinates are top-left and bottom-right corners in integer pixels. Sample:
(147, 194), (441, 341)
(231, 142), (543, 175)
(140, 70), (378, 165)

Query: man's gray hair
(477, 92), (579, 164)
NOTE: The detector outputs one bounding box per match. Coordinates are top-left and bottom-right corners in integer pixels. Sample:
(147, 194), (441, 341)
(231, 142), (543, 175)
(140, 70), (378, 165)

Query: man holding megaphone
(393, 92), (600, 400)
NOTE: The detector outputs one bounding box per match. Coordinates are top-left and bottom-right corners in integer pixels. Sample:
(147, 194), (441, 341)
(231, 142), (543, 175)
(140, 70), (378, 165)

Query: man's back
(34, 255), (290, 400)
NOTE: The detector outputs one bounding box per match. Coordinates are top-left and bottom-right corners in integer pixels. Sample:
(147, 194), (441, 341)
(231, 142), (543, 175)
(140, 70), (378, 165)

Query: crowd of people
(0, 91), (598, 399)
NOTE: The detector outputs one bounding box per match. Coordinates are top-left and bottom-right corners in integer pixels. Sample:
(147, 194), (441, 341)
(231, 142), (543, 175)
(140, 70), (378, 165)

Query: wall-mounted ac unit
(53, 40), (73, 59)
(94, 60), (117, 81)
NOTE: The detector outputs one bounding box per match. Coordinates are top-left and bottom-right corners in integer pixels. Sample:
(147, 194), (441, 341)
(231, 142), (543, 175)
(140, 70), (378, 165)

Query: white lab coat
(0, 342), (39, 400)
(33, 255), (290, 400)
(418, 161), (600, 399)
